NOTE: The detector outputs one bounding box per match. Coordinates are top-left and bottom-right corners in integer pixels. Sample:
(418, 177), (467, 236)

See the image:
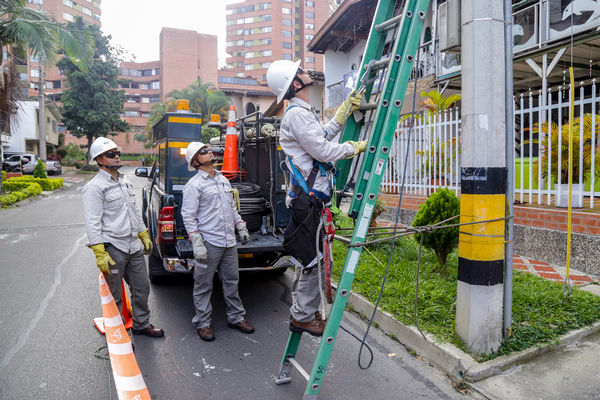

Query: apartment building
(225, 0), (328, 83)
(26, 0), (101, 102)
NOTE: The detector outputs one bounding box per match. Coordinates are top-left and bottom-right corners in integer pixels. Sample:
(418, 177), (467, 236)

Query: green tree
(412, 188), (460, 271)
(33, 159), (46, 179)
(0, 0), (92, 192)
(58, 18), (128, 165)
(140, 80), (230, 148)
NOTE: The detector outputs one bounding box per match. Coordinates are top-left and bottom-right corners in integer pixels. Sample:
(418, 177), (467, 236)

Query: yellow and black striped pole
(457, 0), (506, 353)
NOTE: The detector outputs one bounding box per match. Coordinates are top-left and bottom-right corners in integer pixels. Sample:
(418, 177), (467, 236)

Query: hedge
(0, 182), (42, 207)
(7, 176), (63, 191)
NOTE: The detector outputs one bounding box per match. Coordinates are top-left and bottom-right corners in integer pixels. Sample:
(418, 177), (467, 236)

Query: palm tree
(0, 0), (92, 192)
(167, 80), (230, 118)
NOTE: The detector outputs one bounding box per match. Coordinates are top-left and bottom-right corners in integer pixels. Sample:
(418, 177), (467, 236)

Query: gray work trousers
(290, 266), (324, 322)
(103, 245), (151, 331)
(192, 242), (246, 328)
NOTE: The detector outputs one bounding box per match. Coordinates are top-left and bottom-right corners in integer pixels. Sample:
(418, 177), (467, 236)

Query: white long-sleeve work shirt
(181, 169), (244, 248)
(280, 97), (354, 205)
(82, 169), (145, 253)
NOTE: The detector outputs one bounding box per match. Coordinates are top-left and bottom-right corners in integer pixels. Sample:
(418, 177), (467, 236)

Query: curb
(282, 269), (600, 384)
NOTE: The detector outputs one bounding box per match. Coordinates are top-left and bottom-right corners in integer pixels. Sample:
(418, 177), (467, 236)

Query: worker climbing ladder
(274, 0), (431, 398)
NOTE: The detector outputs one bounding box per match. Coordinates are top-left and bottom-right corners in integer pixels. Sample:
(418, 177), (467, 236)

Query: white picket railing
(382, 79), (600, 208)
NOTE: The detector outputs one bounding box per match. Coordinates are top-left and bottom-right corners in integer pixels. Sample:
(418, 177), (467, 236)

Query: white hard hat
(266, 59), (302, 104)
(89, 137), (119, 165)
(185, 141), (208, 172)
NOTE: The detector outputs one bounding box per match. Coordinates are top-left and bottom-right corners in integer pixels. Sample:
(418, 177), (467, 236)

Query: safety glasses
(197, 148), (211, 156)
(103, 150), (121, 159)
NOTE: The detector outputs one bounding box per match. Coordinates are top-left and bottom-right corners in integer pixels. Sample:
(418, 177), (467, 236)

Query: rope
(232, 188), (241, 214)
(94, 345), (112, 400)
(316, 218), (327, 320)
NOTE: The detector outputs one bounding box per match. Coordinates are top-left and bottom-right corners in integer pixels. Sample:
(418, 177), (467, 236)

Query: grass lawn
(331, 227), (600, 361)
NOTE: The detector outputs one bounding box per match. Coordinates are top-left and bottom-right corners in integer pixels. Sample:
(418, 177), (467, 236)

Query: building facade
(224, 0), (328, 83)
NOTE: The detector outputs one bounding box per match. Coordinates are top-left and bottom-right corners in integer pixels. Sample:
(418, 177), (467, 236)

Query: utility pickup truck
(2, 153), (61, 175)
(135, 108), (290, 282)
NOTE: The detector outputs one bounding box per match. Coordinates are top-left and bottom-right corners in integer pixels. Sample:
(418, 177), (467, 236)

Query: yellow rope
(232, 188), (241, 214)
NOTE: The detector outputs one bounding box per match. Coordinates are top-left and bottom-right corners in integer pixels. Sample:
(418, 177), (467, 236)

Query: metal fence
(381, 80), (600, 207)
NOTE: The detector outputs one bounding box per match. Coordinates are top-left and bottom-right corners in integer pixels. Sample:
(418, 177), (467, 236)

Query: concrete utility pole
(38, 65), (46, 160)
(456, 0), (507, 353)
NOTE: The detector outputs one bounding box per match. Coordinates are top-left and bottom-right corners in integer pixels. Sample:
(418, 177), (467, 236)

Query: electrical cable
(94, 345), (112, 400)
(352, 31), (424, 370)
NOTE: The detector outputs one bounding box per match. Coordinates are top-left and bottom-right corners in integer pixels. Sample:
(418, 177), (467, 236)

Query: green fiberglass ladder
(274, 0), (431, 398)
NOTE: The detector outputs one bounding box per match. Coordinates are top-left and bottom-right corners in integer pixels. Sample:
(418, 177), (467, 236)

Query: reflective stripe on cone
(98, 274), (151, 400)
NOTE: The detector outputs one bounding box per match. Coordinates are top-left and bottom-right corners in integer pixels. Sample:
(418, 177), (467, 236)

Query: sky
(100, 0), (238, 66)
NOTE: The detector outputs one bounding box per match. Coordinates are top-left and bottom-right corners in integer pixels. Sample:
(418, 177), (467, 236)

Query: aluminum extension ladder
(274, 0), (431, 398)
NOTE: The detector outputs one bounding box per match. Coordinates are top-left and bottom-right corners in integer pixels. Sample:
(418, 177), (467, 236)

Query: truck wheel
(147, 254), (168, 284)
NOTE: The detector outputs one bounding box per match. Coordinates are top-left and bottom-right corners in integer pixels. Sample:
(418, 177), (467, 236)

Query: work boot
(290, 317), (325, 337)
(315, 311), (327, 322)
(197, 326), (215, 342)
(228, 320), (255, 334)
(131, 324), (164, 338)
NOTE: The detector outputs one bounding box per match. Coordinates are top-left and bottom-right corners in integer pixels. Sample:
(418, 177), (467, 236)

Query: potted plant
(533, 113), (600, 208)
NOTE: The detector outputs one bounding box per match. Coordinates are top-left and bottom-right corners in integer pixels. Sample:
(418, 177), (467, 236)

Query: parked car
(1, 153), (61, 175)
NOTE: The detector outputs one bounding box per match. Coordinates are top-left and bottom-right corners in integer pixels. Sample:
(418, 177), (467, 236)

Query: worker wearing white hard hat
(266, 60), (368, 337)
(82, 136), (164, 338)
(181, 141), (254, 341)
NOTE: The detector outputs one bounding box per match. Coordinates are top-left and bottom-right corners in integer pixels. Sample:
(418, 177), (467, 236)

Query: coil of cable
(231, 182), (269, 231)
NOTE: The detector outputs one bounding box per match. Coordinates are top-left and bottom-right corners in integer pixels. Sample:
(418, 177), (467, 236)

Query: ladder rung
(288, 357), (310, 381)
(359, 102), (378, 111)
(370, 56), (391, 71)
(375, 14), (403, 32)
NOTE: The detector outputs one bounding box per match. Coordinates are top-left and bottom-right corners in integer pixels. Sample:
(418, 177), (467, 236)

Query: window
(52, 120), (57, 133)
(305, 56), (314, 64)
(142, 97), (150, 103)
(282, 19), (292, 26)
(124, 111), (139, 117)
(283, 30), (292, 38)
(282, 7), (291, 14)
(82, 6), (92, 16)
(150, 97), (160, 103)
(283, 42), (292, 49)
(141, 69), (154, 77)
(151, 81), (160, 89)
(142, 112), (150, 118)
(305, 23), (314, 30)
(306, 0), (314, 6)
(30, 69), (40, 78)
(28, 0), (43, 4)
(305, 12), (314, 19)
(140, 83), (149, 90)
(29, 54), (40, 63)
(45, 80), (61, 89)
(126, 97), (138, 103)
(30, 82), (39, 90)
(93, 13), (101, 21)
(305, 34), (314, 41)
(63, 12), (74, 21)
(282, 53), (292, 60)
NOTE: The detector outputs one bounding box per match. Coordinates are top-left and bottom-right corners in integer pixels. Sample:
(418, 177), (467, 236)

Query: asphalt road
(0, 167), (469, 400)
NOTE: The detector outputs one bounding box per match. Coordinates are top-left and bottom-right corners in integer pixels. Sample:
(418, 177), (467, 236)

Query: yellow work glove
(344, 140), (368, 158)
(90, 244), (116, 274)
(138, 229), (153, 255)
(335, 90), (364, 124)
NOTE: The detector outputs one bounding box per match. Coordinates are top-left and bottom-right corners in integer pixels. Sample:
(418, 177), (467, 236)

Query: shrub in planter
(7, 176), (63, 191)
(0, 182), (42, 206)
(34, 159), (47, 179)
(412, 188), (460, 271)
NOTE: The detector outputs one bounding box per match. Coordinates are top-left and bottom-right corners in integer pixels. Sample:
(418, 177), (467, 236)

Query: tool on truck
(135, 100), (291, 282)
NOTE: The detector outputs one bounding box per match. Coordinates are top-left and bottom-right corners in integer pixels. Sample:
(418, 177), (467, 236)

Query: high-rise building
(225, 0), (328, 83)
(25, 0), (102, 102)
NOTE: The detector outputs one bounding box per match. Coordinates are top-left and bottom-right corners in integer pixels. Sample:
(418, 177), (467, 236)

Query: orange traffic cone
(222, 105), (246, 180)
(94, 280), (133, 334)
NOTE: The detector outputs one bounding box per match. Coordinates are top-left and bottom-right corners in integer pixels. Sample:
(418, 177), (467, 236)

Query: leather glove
(335, 90), (363, 124)
(189, 232), (208, 263)
(138, 229), (153, 255)
(90, 244), (116, 275)
(344, 140), (368, 158)
(236, 221), (250, 245)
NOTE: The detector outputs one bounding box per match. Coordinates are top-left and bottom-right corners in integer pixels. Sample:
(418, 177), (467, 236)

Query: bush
(412, 188), (460, 270)
(63, 142), (87, 161)
(0, 181), (42, 206)
(2, 170), (6, 182)
(34, 159), (47, 179)
(7, 176), (63, 191)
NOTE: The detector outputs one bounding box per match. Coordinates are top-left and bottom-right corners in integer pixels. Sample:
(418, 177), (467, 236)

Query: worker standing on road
(181, 141), (254, 342)
(82, 137), (164, 338)
(266, 60), (367, 336)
